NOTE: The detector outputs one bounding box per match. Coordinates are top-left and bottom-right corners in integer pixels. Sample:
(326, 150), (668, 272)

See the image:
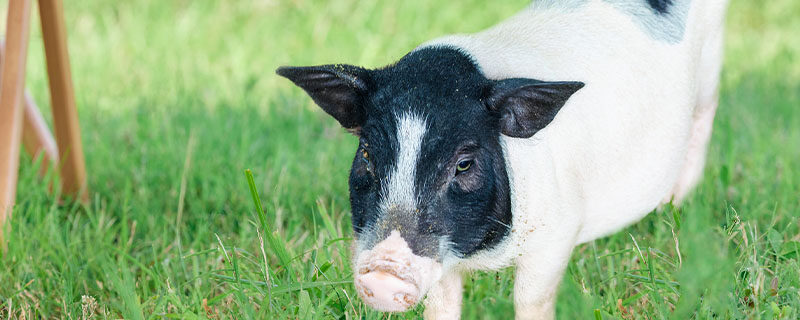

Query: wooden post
(0, 0), (33, 244)
(0, 41), (59, 177)
(39, 0), (88, 201)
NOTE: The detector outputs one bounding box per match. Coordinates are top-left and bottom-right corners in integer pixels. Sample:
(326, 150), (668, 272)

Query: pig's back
(421, 0), (727, 242)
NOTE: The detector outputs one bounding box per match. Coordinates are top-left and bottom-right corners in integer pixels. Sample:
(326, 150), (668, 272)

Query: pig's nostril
(361, 286), (374, 298)
(396, 292), (416, 305)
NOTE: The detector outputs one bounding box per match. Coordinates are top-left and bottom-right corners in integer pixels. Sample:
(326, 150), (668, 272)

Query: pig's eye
(455, 159), (473, 174)
(360, 147), (373, 173)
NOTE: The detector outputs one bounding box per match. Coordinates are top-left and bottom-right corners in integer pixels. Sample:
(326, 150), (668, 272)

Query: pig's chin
(354, 230), (443, 312)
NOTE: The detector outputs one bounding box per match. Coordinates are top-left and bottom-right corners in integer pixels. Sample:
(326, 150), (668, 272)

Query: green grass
(1, 0), (799, 318)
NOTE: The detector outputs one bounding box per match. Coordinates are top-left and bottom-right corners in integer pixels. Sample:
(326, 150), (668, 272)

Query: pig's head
(277, 47), (582, 312)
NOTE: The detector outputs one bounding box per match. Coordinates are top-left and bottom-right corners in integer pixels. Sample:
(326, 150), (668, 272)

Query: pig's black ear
(276, 64), (370, 131)
(487, 79), (584, 138)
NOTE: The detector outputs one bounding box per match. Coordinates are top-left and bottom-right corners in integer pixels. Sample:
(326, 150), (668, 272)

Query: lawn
(1, 0), (799, 319)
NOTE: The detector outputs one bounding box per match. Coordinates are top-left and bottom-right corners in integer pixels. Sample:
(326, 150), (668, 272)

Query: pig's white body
(419, 0), (728, 318)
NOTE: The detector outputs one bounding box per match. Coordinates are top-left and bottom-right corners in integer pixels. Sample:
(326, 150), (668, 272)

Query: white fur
(380, 112), (427, 213)
(423, 270), (464, 320)
(417, 0), (729, 318)
(357, 112), (428, 253)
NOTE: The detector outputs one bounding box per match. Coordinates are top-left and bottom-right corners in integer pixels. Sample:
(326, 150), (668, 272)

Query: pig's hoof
(356, 269), (419, 312)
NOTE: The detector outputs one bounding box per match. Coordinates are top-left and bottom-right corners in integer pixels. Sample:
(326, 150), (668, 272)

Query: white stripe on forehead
(380, 112), (427, 213)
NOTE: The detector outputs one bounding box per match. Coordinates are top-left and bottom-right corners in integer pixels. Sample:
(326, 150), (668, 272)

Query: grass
(1, 0), (798, 318)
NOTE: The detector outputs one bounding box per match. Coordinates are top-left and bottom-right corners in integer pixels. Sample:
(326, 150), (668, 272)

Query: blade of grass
(245, 169), (294, 279)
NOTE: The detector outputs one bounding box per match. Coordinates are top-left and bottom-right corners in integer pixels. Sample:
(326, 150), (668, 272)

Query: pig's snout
(356, 267), (418, 311)
(354, 230), (442, 312)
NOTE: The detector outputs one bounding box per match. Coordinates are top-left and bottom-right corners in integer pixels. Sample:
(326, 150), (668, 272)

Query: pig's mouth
(354, 230), (443, 312)
(356, 259), (419, 310)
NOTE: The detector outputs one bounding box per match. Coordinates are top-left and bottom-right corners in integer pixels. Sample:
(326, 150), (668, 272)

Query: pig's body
(422, 0), (727, 318)
(278, 0), (728, 318)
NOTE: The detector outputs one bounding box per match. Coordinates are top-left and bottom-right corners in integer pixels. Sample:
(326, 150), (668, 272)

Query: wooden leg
(0, 0), (33, 245)
(39, 0), (88, 201)
(23, 91), (60, 176)
(0, 41), (59, 177)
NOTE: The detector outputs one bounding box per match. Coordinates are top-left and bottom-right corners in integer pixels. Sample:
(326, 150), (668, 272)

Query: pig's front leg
(423, 270), (463, 320)
(513, 238), (577, 320)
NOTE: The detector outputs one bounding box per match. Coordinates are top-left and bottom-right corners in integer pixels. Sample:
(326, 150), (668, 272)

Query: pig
(277, 0), (728, 318)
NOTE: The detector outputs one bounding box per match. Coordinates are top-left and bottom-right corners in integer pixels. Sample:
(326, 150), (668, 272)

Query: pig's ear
(487, 79), (584, 138)
(276, 64), (370, 131)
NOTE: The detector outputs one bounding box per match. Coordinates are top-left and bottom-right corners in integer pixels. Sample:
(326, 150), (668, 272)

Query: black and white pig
(277, 0), (728, 318)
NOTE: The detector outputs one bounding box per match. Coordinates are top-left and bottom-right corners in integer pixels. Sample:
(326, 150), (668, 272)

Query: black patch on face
(278, 47), (583, 259)
(348, 48), (514, 258)
(645, 0), (674, 15)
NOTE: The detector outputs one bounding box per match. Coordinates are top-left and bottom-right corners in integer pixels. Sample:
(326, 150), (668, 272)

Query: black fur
(276, 65), (370, 129)
(488, 79), (584, 138)
(645, 0), (674, 15)
(278, 47), (583, 259)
